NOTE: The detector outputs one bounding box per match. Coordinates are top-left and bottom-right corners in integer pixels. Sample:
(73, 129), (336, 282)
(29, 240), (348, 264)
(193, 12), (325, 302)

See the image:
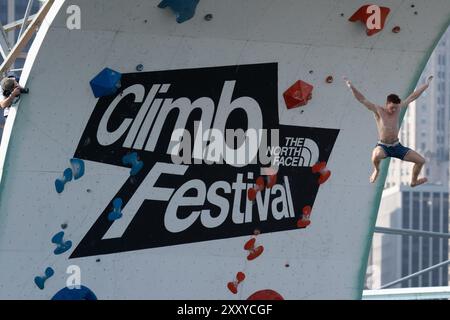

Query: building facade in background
(369, 27), (450, 289)
(0, 0), (42, 70)
(0, 0), (41, 141)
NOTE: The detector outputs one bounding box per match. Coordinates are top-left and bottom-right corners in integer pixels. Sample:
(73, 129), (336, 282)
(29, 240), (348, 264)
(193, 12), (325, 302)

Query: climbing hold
(244, 237), (264, 261)
(136, 64), (144, 72)
(247, 176), (265, 201)
(247, 289), (284, 300)
(158, 0), (200, 24)
(227, 272), (245, 294)
(55, 159), (84, 193)
(263, 173), (277, 189)
(297, 205), (312, 228)
(89, 67), (122, 98)
(52, 285), (97, 300)
(70, 158), (85, 180)
(312, 161), (331, 185)
(51, 231), (72, 255)
(55, 168), (73, 194)
(392, 26), (401, 33)
(283, 80), (314, 109)
(122, 152), (144, 176)
(108, 198), (123, 221)
(326, 75), (334, 83)
(303, 205), (312, 216)
(204, 13), (213, 21)
(61, 223), (68, 230)
(348, 4), (391, 36)
(34, 267), (54, 290)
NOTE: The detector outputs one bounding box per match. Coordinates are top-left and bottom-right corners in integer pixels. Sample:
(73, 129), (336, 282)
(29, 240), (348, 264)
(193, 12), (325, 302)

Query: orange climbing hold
(227, 272), (246, 294)
(348, 4), (391, 36)
(244, 237), (264, 261)
(312, 161), (331, 185)
(283, 80), (314, 109)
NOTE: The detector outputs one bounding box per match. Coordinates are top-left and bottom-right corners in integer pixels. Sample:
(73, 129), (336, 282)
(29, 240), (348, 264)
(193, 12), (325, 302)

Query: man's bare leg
(370, 147), (386, 183)
(403, 150), (427, 187)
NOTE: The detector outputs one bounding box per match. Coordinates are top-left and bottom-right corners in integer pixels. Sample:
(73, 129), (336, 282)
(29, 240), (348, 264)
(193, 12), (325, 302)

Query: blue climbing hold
(108, 198), (123, 221)
(52, 285), (97, 300)
(55, 167), (73, 194)
(122, 152), (144, 176)
(89, 67), (122, 98)
(34, 267), (54, 290)
(158, 0), (199, 23)
(70, 158), (85, 180)
(51, 231), (72, 255)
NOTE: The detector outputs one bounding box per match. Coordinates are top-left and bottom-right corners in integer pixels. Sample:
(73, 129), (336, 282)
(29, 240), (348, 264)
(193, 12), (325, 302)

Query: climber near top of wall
(0, 76), (29, 119)
(343, 75), (433, 187)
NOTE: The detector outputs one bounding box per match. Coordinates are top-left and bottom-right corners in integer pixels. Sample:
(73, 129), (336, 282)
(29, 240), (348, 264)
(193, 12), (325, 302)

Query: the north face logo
(70, 63), (339, 258)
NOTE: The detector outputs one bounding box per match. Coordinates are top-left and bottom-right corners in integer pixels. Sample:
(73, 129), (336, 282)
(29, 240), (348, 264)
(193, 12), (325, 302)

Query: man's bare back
(344, 76), (433, 187)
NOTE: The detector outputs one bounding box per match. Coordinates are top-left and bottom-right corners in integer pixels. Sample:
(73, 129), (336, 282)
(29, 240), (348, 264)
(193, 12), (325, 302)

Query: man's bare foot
(411, 177), (428, 187)
(370, 169), (379, 183)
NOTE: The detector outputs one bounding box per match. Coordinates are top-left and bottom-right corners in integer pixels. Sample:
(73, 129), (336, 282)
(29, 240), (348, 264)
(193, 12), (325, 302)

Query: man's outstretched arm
(343, 77), (378, 113)
(401, 76), (433, 107)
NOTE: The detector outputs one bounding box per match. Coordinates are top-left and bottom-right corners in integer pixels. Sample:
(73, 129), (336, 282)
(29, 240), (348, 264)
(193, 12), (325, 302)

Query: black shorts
(376, 141), (411, 160)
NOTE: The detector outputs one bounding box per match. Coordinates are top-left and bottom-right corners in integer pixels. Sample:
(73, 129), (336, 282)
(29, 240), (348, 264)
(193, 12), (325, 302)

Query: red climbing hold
(266, 174), (277, 188)
(283, 80), (314, 109)
(312, 161), (326, 174)
(227, 282), (238, 294)
(298, 205), (312, 228)
(303, 205), (312, 216)
(392, 26), (401, 33)
(247, 289), (284, 300)
(244, 237), (264, 261)
(236, 271), (246, 282)
(227, 272), (246, 294)
(318, 170), (331, 184)
(247, 176), (267, 201)
(256, 177), (265, 189)
(312, 161), (331, 185)
(297, 219), (311, 228)
(244, 238), (256, 251)
(349, 4), (391, 36)
(247, 188), (257, 201)
(248, 246), (264, 261)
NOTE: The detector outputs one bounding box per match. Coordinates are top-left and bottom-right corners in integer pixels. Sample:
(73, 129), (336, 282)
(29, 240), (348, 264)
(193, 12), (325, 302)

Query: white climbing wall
(0, 0), (449, 299)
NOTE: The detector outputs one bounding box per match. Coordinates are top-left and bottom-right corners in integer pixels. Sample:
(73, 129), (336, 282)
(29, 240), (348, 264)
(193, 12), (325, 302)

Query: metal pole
(374, 226), (450, 239)
(4, 14), (37, 33)
(0, 21), (11, 60)
(380, 259), (450, 289)
(18, 0), (35, 40)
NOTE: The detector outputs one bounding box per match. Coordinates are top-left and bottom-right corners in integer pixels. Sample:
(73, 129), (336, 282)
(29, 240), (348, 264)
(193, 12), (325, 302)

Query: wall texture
(0, 0), (449, 299)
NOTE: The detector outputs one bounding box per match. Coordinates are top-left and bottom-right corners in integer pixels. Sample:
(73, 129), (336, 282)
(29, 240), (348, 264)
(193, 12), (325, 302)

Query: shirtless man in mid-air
(344, 75), (433, 187)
